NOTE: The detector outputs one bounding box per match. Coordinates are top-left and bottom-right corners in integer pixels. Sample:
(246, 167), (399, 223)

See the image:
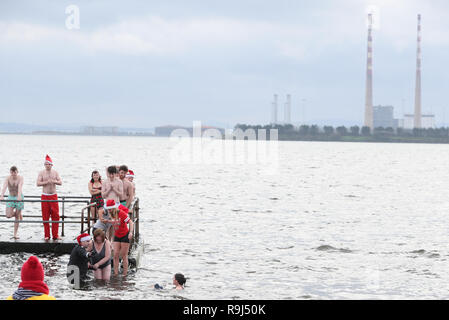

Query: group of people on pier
(1, 156), (137, 278)
(2, 155), (187, 298)
(68, 164), (137, 280)
(0, 155), (136, 241)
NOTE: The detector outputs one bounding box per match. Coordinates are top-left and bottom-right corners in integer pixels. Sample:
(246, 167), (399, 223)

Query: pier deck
(0, 238), (76, 254)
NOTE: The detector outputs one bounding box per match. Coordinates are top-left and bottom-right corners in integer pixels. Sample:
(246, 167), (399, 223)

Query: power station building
(399, 114), (435, 129)
(373, 105), (398, 129)
(271, 94), (292, 125)
(372, 105), (435, 130)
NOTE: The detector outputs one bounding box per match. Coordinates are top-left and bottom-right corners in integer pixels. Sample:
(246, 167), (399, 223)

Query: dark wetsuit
(67, 244), (92, 281)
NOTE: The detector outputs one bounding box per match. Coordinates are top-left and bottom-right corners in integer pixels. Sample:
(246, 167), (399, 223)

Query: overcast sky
(0, 0), (448, 128)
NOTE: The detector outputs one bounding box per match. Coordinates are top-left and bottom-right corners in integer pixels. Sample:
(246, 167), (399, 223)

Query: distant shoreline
(0, 132), (155, 137)
(3, 131), (449, 145)
(276, 135), (449, 144)
(234, 124), (449, 145)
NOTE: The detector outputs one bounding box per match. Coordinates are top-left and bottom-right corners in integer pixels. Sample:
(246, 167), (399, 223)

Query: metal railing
(0, 195), (91, 237)
(78, 197), (140, 256)
(79, 197), (140, 244)
(0, 195), (140, 249)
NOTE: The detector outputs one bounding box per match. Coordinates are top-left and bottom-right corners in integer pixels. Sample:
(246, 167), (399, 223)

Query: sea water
(0, 134), (448, 299)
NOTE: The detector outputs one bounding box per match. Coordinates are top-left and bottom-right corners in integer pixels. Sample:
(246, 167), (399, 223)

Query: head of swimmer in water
(91, 170), (101, 183)
(10, 166), (18, 177)
(119, 165), (128, 180)
(173, 273), (186, 288)
(106, 166), (117, 180)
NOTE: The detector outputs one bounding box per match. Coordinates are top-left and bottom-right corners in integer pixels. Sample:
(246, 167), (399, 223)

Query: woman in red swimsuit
(105, 199), (134, 277)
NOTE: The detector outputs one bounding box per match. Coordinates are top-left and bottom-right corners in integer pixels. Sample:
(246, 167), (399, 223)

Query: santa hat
(45, 155), (53, 165)
(126, 170), (135, 178)
(104, 199), (119, 210)
(19, 256), (49, 295)
(76, 233), (92, 245)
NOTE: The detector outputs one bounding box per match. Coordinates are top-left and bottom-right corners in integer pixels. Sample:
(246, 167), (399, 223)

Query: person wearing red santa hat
(7, 256), (56, 300)
(105, 199), (133, 277)
(67, 233), (94, 284)
(118, 165), (134, 209)
(36, 154), (62, 241)
(126, 169), (136, 195)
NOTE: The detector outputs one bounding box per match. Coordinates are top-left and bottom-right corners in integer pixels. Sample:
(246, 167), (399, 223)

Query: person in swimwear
(92, 205), (114, 241)
(88, 170), (103, 220)
(36, 155), (62, 241)
(90, 228), (112, 281)
(106, 199), (133, 277)
(0, 166), (24, 239)
(126, 170), (136, 195)
(173, 273), (186, 290)
(101, 166), (123, 203)
(119, 165), (134, 209)
(154, 273), (187, 290)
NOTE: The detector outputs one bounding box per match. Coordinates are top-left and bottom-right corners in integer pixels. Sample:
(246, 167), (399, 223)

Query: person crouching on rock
(7, 256), (56, 300)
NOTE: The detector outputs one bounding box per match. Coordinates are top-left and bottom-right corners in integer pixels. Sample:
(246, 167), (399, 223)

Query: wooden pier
(0, 195), (142, 268)
(0, 238), (76, 254)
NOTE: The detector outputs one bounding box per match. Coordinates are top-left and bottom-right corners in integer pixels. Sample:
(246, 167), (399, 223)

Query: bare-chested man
(119, 165), (134, 209)
(36, 155), (62, 241)
(102, 166), (123, 203)
(0, 166), (24, 239)
(126, 169), (136, 195)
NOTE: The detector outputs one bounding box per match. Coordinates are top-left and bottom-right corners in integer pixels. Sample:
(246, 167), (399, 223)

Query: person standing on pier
(88, 170), (104, 220)
(102, 166), (123, 203)
(126, 169), (136, 194)
(36, 155), (62, 241)
(119, 165), (134, 209)
(0, 166), (24, 239)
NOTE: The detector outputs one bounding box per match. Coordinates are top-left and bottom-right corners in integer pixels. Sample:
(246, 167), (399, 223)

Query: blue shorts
(6, 195), (24, 211)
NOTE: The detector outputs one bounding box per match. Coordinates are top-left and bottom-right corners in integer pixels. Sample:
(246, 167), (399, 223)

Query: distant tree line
(233, 124), (449, 143)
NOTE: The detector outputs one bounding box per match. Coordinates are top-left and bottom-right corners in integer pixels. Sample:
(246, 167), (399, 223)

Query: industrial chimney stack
(284, 94), (291, 124)
(364, 13), (374, 130)
(414, 14), (422, 128)
(271, 94), (278, 125)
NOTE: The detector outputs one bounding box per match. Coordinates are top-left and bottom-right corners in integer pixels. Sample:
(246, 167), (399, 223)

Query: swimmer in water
(173, 273), (186, 290)
(153, 273), (186, 290)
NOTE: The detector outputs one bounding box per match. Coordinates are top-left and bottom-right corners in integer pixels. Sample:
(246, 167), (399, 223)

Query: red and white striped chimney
(364, 13), (374, 129)
(414, 14), (422, 128)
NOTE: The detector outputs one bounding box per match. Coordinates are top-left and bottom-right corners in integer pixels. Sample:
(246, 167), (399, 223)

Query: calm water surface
(0, 134), (448, 299)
